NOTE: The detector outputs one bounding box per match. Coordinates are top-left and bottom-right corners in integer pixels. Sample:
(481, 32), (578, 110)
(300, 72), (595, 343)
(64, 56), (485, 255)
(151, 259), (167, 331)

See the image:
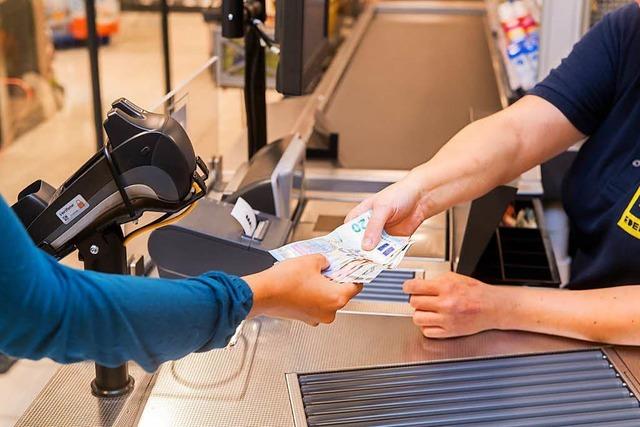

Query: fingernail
(362, 238), (372, 249)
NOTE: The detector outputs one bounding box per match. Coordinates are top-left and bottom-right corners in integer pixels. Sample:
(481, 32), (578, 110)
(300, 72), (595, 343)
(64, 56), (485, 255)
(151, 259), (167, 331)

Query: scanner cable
(123, 183), (201, 245)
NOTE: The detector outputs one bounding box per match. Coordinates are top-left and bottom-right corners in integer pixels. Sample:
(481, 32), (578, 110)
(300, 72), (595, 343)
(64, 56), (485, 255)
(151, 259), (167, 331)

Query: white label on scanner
(56, 195), (90, 225)
(231, 197), (257, 236)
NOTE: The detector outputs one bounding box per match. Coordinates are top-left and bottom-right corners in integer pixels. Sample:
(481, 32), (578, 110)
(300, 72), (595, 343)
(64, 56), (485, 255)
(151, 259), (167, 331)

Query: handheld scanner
(12, 98), (209, 258)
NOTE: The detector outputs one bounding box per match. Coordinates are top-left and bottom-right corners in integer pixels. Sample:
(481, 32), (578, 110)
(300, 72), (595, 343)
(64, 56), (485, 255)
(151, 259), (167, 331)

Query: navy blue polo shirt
(530, 2), (640, 289)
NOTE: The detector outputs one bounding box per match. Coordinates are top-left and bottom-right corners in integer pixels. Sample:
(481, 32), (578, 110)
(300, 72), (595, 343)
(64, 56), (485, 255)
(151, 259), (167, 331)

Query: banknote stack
(269, 211), (414, 284)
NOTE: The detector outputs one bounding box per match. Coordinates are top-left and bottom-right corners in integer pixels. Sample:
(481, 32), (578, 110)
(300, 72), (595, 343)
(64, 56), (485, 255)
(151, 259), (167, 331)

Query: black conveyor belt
(297, 350), (640, 426)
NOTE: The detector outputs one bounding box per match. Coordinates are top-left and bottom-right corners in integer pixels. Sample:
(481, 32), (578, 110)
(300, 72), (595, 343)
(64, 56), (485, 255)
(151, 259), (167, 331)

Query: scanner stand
(76, 224), (135, 398)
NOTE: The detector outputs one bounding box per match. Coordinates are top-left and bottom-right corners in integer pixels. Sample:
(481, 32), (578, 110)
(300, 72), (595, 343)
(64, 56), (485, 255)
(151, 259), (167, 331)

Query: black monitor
(275, 0), (331, 96)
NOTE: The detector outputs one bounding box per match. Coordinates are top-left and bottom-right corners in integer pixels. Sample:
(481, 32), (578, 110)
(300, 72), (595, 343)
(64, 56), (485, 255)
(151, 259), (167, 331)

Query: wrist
(243, 269), (275, 318)
(480, 284), (507, 330)
(404, 167), (432, 216)
(487, 285), (519, 331)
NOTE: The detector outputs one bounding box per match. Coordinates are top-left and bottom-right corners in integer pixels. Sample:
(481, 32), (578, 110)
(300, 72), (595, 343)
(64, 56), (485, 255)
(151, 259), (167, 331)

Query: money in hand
(269, 211), (414, 284)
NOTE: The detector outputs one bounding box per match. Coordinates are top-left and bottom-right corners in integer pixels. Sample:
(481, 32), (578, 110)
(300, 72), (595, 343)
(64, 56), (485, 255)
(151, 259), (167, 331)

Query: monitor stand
(244, 0), (268, 158)
(218, 0), (269, 159)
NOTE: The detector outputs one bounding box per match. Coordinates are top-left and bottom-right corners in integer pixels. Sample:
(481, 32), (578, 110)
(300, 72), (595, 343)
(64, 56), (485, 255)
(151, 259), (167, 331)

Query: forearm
(408, 96), (584, 216)
(0, 255), (252, 372)
(410, 113), (524, 215)
(492, 285), (640, 345)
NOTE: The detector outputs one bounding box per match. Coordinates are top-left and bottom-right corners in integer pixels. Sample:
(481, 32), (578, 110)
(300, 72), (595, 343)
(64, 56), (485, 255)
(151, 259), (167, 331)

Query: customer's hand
(345, 178), (428, 250)
(244, 254), (362, 326)
(404, 272), (499, 338)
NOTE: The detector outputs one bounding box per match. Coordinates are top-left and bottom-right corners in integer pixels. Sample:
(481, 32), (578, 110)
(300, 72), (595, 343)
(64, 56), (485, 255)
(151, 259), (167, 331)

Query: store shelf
(485, 0), (525, 103)
(523, 0), (542, 23)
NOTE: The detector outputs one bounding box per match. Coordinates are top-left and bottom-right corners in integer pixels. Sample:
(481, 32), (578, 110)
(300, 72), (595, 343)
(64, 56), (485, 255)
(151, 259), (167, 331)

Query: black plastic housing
(275, 0), (331, 96)
(12, 180), (56, 229)
(12, 98), (207, 258)
(222, 0), (245, 38)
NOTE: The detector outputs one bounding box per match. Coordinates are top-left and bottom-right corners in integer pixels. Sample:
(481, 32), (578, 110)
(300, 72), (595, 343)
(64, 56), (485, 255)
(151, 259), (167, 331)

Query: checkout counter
(16, 1), (640, 426)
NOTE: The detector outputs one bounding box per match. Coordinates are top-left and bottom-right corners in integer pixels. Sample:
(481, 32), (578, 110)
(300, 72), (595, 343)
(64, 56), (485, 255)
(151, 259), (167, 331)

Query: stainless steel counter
(134, 315), (640, 427)
(17, 313), (640, 426)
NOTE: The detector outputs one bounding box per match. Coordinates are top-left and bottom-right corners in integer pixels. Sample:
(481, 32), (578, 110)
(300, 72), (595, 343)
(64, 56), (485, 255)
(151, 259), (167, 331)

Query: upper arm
(494, 7), (631, 166)
(501, 95), (585, 165)
(528, 7), (624, 136)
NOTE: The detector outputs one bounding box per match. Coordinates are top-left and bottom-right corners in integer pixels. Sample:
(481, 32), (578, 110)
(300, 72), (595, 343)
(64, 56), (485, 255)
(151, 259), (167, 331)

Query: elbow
(583, 323), (640, 346)
(495, 109), (531, 183)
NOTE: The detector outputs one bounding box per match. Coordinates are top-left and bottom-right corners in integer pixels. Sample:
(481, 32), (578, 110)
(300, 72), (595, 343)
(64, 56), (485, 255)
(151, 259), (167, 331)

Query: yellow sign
(618, 185), (640, 239)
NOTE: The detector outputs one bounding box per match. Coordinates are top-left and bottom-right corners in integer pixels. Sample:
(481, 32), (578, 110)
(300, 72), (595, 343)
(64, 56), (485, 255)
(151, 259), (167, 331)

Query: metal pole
(85, 0), (104, 150)
(244, 0), (267, 158)
(78, 225), (135, 398)
(160, 0), (172, 94)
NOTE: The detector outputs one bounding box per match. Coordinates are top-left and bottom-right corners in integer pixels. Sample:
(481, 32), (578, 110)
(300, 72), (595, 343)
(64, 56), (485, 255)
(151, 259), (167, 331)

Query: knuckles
(412, 313), (424, 326)
(319, 312), (337, 324)
(335, 295), (349, 308)
(408, 296), (418, 309)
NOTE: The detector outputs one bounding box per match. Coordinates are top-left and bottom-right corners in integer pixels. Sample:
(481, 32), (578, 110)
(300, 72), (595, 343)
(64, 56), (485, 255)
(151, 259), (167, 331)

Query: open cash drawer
(472, 198), (560, 287)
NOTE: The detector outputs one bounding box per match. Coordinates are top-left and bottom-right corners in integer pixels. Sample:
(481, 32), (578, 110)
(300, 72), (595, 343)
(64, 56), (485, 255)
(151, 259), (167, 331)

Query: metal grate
(354, 270), (414, 303)
(295, 350), (640, 427)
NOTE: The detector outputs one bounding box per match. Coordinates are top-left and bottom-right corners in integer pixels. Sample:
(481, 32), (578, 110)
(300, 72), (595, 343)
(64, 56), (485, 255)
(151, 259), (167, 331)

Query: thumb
(362, 205), (393, 250)
(338, 282), (363, 302)
(311, 253), (330, 271)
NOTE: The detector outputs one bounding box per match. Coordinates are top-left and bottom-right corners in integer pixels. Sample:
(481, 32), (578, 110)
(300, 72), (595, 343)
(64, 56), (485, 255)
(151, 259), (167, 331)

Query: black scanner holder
(12, 98), (208, 398)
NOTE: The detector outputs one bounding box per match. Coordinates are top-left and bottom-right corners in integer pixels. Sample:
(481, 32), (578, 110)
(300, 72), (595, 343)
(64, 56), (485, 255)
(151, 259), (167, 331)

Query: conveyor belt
(296, 350), (640, 427)
(353, 270), (414, 303)
(330, 7), (502, 170)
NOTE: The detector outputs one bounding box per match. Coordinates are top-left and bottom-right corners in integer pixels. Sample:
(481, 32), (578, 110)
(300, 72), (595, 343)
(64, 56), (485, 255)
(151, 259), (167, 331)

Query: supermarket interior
(2, 1), (640, 426)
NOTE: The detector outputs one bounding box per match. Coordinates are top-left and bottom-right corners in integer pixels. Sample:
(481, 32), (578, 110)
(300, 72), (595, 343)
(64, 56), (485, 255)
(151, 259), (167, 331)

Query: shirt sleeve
(529, 5), (629, 135)
(0, 196), (253, 372)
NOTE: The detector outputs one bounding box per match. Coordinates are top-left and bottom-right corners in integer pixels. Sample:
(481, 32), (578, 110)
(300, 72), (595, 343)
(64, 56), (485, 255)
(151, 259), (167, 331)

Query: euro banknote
(269, 211), (414, 283)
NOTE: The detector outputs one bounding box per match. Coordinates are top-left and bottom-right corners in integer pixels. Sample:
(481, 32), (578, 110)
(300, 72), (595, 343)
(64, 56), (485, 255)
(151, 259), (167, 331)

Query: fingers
(340, 282), (363, 300)
(403, 279), (440, 296)
(345, 199), (373, 223)
(306, 253), (330, 271)
(409, 295), (439, 311)
(362, 205), (393, 250)
(420, 326), (448, 339)
(412, 310), (444, 327)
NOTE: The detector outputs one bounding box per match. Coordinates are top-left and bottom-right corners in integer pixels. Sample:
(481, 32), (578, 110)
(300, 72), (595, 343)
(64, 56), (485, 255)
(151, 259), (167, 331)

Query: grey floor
(0, 12), (249, 425)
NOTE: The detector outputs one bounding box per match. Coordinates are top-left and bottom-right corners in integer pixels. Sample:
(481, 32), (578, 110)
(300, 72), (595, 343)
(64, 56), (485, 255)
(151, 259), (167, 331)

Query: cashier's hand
(404, 272), (498, 338)
(244, 254), (362, 326)
(345, 178), (428, 251)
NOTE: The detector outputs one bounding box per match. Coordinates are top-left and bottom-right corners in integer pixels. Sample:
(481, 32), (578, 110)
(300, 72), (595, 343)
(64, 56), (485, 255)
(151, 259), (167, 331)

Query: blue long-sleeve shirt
(0, 195), (253, 372)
